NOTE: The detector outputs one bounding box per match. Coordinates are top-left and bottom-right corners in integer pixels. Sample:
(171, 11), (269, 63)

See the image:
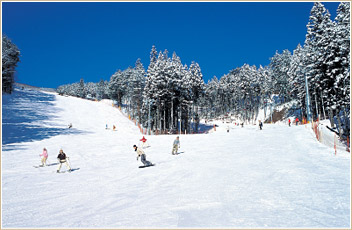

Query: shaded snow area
(2, 89), (350, 228)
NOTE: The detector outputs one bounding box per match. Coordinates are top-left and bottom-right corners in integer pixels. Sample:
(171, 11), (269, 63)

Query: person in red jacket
(288, 118), (291, 127)
(295, 117), (299, 126)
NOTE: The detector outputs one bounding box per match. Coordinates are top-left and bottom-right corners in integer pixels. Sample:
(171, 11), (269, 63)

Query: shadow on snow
(2, 88), (88, 148)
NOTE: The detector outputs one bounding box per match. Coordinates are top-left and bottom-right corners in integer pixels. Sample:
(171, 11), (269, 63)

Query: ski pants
(172, 144), (178, 154)
(141, 154), (151, 166)
(58, 160), (71, 171)
(41, 157), (47, 166)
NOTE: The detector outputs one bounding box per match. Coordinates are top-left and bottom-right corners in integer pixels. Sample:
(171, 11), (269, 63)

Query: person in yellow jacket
(133, 145), (152, 166)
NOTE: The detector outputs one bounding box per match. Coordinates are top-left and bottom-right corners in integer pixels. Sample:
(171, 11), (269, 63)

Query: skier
(113, 125), (116, 131)
(68, 123), (72, 129)
(39, 147), (48, 166)
(295, 117), (299, 126)
(57, 149), (71, 173)
(133, 145), (152, 166)
(106, 124), (108, 129)
(259, 120), (263, 130)
(139, 136), (149, 148)
(172, 136), (181, 155)
(226, 126), (230, 133)
(288, 118), (291, 127)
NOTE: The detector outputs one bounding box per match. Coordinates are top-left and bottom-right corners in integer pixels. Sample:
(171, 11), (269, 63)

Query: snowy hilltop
(1, 87), (350, 228)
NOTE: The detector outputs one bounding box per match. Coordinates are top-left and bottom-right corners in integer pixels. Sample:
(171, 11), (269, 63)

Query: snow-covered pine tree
(77, 78), (87, 98)
(269, 49), (292, 104)
(143, 46), (158, 132)
(304, 2), (330, 121)
(287, 44), (307, 116)
(108, 70), (126, 106)
(258, 65), (274, 119)
(96, 79), (106, 100)
(85, 82), (97, 99)
(204, 76), (219, 118)
(188, 61), (205, 132)
(131, 59), (146, 122)
(334, 2), (350, 137)
(2, 35), (20, 94)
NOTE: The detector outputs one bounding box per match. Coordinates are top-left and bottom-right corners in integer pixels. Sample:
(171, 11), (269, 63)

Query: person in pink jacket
(40, 147), (48, 166)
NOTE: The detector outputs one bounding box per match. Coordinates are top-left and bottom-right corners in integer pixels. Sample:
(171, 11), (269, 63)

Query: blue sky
(2, 2), (340, 88)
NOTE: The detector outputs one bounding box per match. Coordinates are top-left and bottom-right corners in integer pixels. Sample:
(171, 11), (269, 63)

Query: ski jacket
(57, 152), (67, 161)
(40, 150), (48, 158)
(173, 139), (180, 146)
(135, 147), (145, 157)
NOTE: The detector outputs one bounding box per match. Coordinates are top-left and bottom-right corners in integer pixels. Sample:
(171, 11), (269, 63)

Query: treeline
(2, 35), (20, 94)
(57, 2), (350, 138)
(199, 2), (350, 138)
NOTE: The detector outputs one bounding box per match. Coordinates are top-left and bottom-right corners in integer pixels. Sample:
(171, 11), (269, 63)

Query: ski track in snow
(2, 89), (350, 228)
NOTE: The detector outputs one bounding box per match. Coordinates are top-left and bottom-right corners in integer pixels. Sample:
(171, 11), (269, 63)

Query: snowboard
(139, 164), (155, 168)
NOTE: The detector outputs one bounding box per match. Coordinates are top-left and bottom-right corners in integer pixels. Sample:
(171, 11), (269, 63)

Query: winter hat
(133, 145), (137, 148)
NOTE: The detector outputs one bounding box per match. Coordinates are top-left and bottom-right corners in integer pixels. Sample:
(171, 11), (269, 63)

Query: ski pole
(67, 157), (73, 169)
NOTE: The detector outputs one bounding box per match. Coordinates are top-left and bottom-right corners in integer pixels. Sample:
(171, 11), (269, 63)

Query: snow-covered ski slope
(2, 88), (350, 228)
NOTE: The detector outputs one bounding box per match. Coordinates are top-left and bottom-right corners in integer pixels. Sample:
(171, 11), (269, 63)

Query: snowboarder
(288, 119), (291, 127)
(39, 147), (48, 166)
(68, 123), (72, 129)
(133, 145), (152, 166)
(295, 117), (299, 126)
(57, 149), (71, 173)
(259, 120), (263, 130)
(172, 136), (181, 155)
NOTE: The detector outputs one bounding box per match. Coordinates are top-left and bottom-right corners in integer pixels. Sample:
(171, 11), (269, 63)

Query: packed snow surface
(2, 88), (350, 228)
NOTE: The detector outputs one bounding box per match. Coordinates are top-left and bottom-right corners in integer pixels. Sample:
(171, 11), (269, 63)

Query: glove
(136, 157), (139, 161)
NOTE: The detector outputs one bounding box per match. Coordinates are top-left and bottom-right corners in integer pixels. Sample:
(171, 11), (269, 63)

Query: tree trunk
(336, 109), (343, 139)
(179, 105), (182, 134)
(320, 91), (326, 120)
(164, 104), (166, 133)
(314, 91), (319, 121)
(328, 106), (335, 128)
(343, 107), (349, 136)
